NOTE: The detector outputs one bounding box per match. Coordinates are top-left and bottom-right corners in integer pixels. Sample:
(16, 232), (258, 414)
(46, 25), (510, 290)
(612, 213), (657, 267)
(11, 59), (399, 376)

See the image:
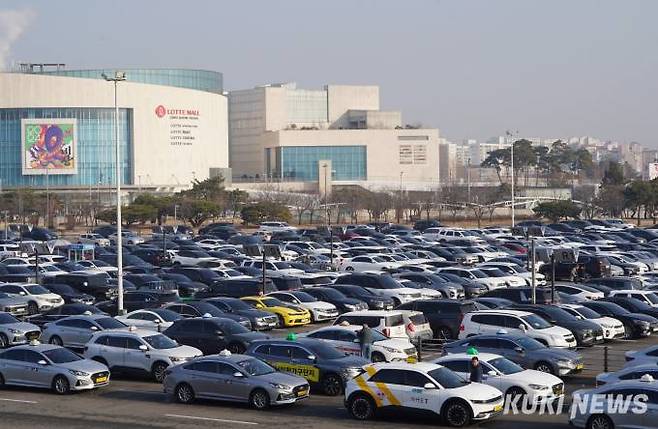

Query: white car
(479, 262), (546, 286)
(336, 274), (422, 306)
(397, 278), (444, 299)
(459, 310), (577, 349)
(601, 252), (650, 273)
(558, 304), (625, 341)
(435, 267), (506, 291)
(554, 283), (605, 301)
(257, 221), (298, 233)
(569, 377), (658, 429)
(596, 363), (658, 386)
(267, 291), (339, 322)
(194, 239), (225, 250)
(78, 233), (110, 247)
(115, 309), (183, 332)
(337, 255), (398, 273)
(625, 344), (658, 365)
(38, 263), (68, 278)
(302, 325), (417, 362)
(0, 257), (30, 267)
(108, 231), (144, 245)
(344, 361), (504, 426)
(476, 266), (527, 288)
(172, 250), (220, 266)
(75, 260), (119, 276)
(0, 283), (64, 314)
(610, 290), (658, 308)
(334, 310), (409, 339)
(241, 260), (305, 277)
(83, 327), (202, 382)
(434, 352), (565, 405)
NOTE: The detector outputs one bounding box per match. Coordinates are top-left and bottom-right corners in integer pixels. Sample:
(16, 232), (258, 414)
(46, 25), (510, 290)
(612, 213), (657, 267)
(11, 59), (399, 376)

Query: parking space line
(165, 414), (259, 425)
(0, 398), (38, 404)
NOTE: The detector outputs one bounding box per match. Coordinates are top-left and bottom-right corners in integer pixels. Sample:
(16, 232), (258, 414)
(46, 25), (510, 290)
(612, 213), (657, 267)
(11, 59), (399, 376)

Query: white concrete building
(229, 83), (441, 190)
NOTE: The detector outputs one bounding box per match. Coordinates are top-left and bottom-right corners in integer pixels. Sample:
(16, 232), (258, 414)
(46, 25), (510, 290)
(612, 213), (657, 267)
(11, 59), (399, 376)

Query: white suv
(0, 283), (64, 314)
(435, 267), (506, 291)
(459, 310), (577, 348)
(609, 290), (658, 308)
(83, 327), (202, 382)
(333, 311), (408, 339)
(344, 362), (503, 426)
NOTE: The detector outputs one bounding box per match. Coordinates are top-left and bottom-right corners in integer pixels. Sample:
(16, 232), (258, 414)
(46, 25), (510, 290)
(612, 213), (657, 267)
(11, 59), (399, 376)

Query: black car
(166, 266), (223, 286)
(303, 287), (368, 313)
(43, 272), (120, 300)
(163, 316), (267, 355)
(270, 276), (303, 291)
(334, 273), (417, 306)
(130, 248), (172, 266)
(194, 278), (277, 299)
(582, 300), (658, 338)
(472, 297), (515, 309)
(584, 277), (643, 291)
(93, 225), (117, 238)
(26, 303), (106, 326)
(396, 299), (478, 340)
(96, 291), (179, 315)
(481, 287), (558, 304)
(413, 219), (443, 232)
(157, 272), (208, 298)
(202, 297), (280, 331)
(604, 296), (658, 320)
(163, 301), (252, 330)
(0, 265), (37, 283)
(435, 273), (489, 298)
(328, 284), (394, 310)
(510, 304), (604, 347)
(41, 283), (95, 305)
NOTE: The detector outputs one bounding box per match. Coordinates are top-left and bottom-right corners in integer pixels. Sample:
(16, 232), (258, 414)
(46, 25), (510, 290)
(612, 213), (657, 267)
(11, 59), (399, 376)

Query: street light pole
(103, 71), (126, 315)
(322, 164), (334, 269)
(506, 130), (517, 227)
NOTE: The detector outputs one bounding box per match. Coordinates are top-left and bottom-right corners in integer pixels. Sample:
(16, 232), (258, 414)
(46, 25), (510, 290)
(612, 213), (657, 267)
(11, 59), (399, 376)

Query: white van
(333, 310), (408, 339)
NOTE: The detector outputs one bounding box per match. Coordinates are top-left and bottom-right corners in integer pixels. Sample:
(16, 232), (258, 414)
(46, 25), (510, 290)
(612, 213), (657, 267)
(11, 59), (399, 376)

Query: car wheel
(437, 326), (453, 340)
(371, 352), (386, 363)
(348, 393), (375, 420)
(249, 388), (270, 410)
(227, 343), (245, 354)
(0, 334), (8, 349)
(49, 336), (63, 347)
(151, 362), (169, 383)
(277, 315), (286, 327)
(52, 375), (70, 395)
(322, 373), (343, 396)
(587, 414), (614, 429)
(0, 372), (5, 387)
(505, 387), (527, 404)
(534, 361), (554, 374)
(27, 302), (38, 315)
(442, 400), (472, 427)
(174, 383), (195, 404)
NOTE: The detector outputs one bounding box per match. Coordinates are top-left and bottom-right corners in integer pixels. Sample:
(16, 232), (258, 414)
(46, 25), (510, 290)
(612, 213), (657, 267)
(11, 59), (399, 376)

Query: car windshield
(262, 297), (286, 307)
(224, 269), (243, 277)
(643, 293), (658, 305)
(573, 306), (602, 319)
(488, 357), (524, 375)
(24, 285), (50, 295)
(469, 270), (487, 279)
(220, 320), (250, 334)
(42, 348), (83, 364)
(96, 318), (127, 329)
(316, 288), (346, 299)
(143, 334), (178, 349)
(481, 268), (506, 277)
(273, 262), (292, 269)
(429, 367), (469, 388)
(0, 313), (19, 324)
(291, 292), (317, 303)
(236, 358), (276, 376)
(154, 310), (182, 322)
(521, 314), (552, 329)
(514, 336), (545, 351)
(305, 341), (347, 359)
(222, 299), (251, 310)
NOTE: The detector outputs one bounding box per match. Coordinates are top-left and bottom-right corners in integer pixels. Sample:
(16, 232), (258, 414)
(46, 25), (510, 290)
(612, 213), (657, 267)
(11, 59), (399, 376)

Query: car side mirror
(353, 338), (360, 343)
(233, 371), (244, 378)
(138, 344), (148, 352)
(19, 291), (26, 296)
(154, 319), (162, 324)
(487, 370), (497, 377)
(90, 326), (98, 331)
(423, 382), (436, 389)
(518, 324), (527, 331)
(37, 360), (48, 366)
(307, 355), (316, 362)
(514, 347), (524, 354)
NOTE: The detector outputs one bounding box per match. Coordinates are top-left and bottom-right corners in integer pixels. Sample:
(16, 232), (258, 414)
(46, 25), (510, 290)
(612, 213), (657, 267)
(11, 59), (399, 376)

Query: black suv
(396, 299), (478, 340)
(194, 278), (277, 298)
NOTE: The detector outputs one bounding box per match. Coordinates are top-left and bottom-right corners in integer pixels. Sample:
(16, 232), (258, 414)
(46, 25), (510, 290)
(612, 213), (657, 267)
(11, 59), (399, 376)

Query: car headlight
(556, 359), (575, 367)
(170, 356), (186, 363)
(69, 369), (89, 377)
(7, 328), (19, 334)
(528, 384), (549, 391)
(635, 320), (650, 327)
(345, 304), (358, 310)
(382, 346), (399, 353)
(269, 383), (291, 390)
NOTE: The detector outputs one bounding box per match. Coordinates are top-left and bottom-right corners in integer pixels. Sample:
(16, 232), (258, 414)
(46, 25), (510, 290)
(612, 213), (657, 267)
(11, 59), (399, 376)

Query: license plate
(576, 363), (584, 370)
(406, 356), (417, 364)
(296, 389), (308, 397)
(493, 404), (503, 412)
(95, 376), (108, 383)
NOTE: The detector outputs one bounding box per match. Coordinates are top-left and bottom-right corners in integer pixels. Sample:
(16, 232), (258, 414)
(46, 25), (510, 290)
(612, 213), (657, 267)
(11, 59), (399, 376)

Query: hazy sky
(1, 0), (657, 145)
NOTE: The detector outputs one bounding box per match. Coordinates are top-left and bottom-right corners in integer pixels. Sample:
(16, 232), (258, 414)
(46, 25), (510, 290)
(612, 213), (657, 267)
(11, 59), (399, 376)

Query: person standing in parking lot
(469, 356), (483, 383)
(358, 323), (373, 360)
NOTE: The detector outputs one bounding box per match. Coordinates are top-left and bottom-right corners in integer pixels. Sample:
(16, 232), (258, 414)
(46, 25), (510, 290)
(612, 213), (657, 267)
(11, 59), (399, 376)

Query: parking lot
(0, 319), (654, 429)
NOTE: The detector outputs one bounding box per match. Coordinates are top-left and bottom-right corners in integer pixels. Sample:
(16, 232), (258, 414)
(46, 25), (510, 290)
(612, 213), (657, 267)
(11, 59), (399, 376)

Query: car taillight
(407, 322), (416, 333)
(383, 328), (391, 337)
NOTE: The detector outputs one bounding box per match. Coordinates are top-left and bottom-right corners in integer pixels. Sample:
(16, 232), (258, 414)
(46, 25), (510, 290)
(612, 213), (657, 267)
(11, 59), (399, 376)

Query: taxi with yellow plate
(344, 361), (504, 427)
(241, 296), (311, 327)
(245, 336), (369, 396)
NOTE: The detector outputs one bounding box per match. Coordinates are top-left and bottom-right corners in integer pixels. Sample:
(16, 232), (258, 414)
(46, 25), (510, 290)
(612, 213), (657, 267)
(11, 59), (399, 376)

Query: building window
(413, 145), (427, 164)
(399, 145), (413, 164)
(398, 135), (429, 141)
(279, 146), (366, 181)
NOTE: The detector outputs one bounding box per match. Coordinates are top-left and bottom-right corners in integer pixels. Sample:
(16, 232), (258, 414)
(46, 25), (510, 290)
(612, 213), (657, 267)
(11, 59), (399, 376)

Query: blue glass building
(268, 145), (367, 181)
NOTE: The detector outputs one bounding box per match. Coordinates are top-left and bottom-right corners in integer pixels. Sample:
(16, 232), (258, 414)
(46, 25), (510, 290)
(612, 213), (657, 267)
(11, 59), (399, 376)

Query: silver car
(0, 312), (41, 348)
(40, 314), (128, 348)
(0, 292), (30, 317)
(0, 343), (110, 394)
(163, 351), (310, 409)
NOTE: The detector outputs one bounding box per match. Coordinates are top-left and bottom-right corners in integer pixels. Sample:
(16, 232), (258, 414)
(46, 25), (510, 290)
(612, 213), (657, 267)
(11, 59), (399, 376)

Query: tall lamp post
(102, 71), (126, 315)
(322, 164), (334, 269)
(506, 130), (518, 227)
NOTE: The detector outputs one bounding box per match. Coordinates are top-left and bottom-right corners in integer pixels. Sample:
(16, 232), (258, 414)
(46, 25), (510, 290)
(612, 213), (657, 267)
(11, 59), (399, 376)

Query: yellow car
(241, 296), (311, 327)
